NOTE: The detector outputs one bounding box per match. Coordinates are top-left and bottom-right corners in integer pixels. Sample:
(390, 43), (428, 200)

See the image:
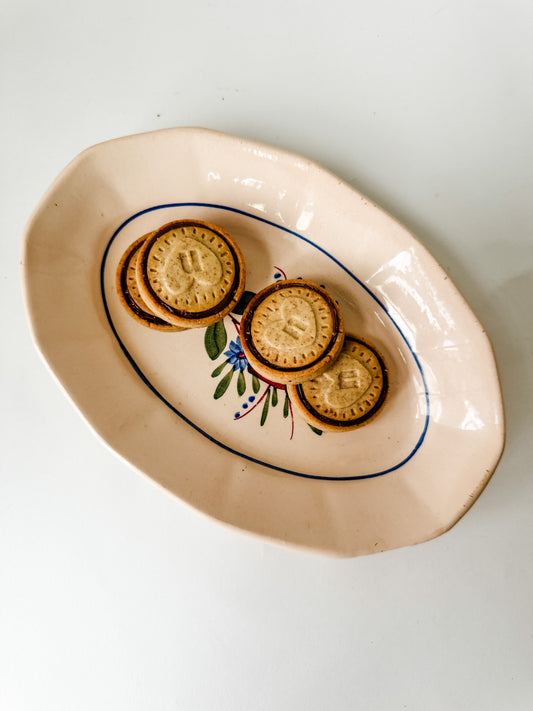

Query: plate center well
(102, 203), (429, 480)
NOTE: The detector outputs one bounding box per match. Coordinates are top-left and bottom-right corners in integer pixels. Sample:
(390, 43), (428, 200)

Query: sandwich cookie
(116, 234), (184, 331)
(240, 279), (344, 384)
(287, 335), (388, 432)
(136, 220), (246, 328)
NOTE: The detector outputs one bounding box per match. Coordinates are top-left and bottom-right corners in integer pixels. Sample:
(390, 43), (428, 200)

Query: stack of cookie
(117, 219), (388, 433)
(239, 280), (388, 432)
(116, 219), (246, 331)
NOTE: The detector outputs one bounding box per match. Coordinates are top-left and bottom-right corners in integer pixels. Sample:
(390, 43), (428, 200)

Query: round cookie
(287, 335), (388, 432)
(136, 220), (246, 328)
(116, 234), (184, 331)
(240, 279), (344, 384)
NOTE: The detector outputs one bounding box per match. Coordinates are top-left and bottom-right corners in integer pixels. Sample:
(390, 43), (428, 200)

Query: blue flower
(224, 336), (249, 372)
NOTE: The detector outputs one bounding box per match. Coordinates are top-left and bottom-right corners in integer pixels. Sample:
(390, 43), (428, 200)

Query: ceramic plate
(22, 128), (504, 557)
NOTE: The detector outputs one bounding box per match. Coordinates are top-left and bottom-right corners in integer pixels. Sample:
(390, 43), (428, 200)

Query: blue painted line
(100, 202), (430, 481)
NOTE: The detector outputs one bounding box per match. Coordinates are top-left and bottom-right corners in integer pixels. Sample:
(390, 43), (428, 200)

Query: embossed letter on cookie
(263, 297), (317, 350)
(287, 335), (389, 432)
(136, 220), (246, 328)
(161, 237), (223, 296)
(240, 279), (345, 385)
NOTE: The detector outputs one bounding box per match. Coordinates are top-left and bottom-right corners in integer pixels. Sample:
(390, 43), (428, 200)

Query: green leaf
(214, 319), (227, 354)
(283, 392), (290, 418)
(204, 324), (218, 360)
(252, 374), (260, 393)
(211, 360), (229, 377)
(271, 387), (278, 407)
(204, 320), (227, 360)
(260, 388), (271, 426)
(308, 424), (323, 436)
(237, 370), (246, 396)
(232, 290), (255, 315)
(214, 369), (234, 399)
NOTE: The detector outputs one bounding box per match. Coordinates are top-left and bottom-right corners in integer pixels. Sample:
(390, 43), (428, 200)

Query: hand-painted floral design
(204, 267), (322, 439)
(224, 337), (248, 372)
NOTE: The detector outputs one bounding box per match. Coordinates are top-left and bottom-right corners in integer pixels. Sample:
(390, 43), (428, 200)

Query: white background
(2, 1), (532, 709)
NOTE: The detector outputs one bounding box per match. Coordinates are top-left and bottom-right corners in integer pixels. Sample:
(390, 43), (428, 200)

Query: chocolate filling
(120, 243), (172, 326)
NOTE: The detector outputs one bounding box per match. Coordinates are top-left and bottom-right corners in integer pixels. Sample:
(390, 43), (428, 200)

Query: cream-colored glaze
(22, 127), (505, 557)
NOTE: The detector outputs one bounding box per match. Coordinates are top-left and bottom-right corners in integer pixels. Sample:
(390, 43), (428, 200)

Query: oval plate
(22, 128), (504, 557)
